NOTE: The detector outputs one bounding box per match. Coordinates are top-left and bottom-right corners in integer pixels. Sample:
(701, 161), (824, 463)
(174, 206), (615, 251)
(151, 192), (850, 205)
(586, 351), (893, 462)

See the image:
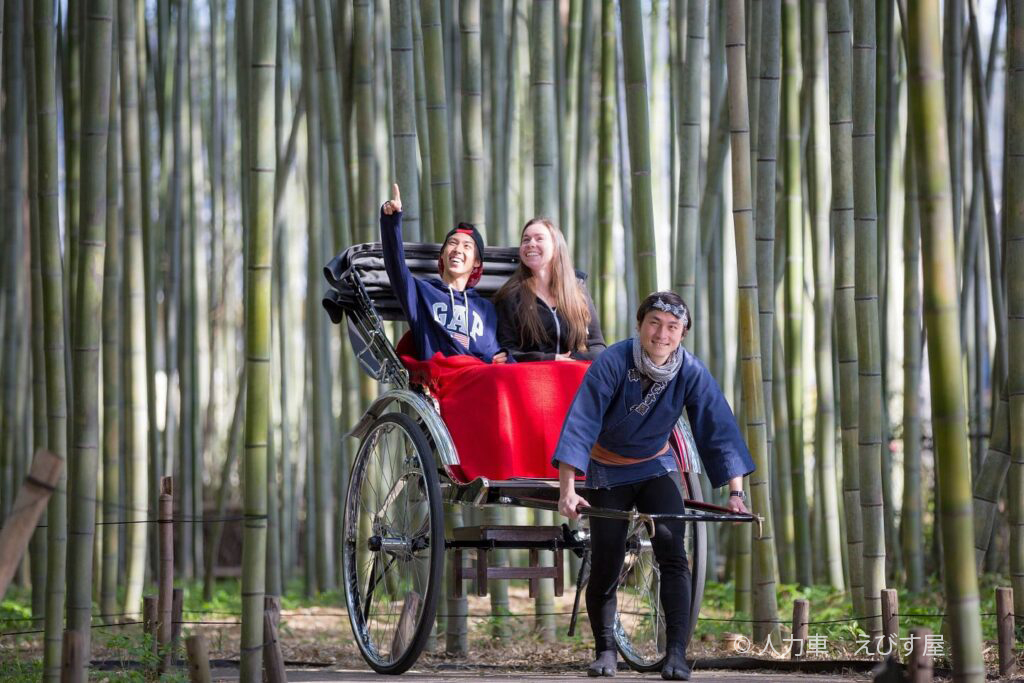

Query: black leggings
(585, 473), (691, 655)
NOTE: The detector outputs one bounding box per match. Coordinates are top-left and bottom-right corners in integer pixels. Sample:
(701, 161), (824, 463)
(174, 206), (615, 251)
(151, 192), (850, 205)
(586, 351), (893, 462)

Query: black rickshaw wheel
(613, 469), (708, 672)
(342, 412), (444, 675)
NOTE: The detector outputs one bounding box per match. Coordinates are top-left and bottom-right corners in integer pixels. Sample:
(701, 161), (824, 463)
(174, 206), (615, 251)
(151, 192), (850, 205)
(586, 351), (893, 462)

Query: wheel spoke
(344, 414), (441, 674)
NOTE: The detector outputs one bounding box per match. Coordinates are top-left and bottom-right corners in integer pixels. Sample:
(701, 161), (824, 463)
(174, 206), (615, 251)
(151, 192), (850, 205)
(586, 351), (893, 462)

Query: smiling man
(380, 184), (507, 363)
(552, 291), (754, 680)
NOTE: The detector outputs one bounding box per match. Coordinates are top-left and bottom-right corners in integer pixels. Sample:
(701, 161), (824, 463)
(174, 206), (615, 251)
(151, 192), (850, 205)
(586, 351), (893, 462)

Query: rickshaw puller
(552, 291), (755, 680)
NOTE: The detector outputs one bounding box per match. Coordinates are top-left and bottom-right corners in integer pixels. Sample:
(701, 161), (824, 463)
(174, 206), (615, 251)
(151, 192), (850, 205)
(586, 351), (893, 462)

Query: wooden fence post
(185, 634), (213, 683)
(264, 595), (281, 629)
(0, 450), (63, 600)
(908, 627), (933, 683)
(997, 587), (1016, 678)
(881, 588), (899, 657)
(263, 607), (288, 683)
(143, 596), (158, 655)
(158, 476), (174, 671)
(791, 599), (809, 659)
(171, 587), (184, 655)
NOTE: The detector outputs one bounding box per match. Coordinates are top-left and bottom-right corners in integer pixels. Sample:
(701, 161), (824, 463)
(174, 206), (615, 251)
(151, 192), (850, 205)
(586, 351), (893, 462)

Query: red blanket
(402, 353), (590, 483)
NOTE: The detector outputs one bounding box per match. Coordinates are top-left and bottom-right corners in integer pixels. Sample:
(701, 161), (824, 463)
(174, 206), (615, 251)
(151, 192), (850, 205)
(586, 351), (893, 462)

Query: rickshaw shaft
(445, 538), (587, 551)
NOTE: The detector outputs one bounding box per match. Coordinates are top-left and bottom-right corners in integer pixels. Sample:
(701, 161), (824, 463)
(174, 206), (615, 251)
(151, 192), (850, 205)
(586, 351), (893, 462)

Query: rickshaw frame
(323, 242), (756, 675)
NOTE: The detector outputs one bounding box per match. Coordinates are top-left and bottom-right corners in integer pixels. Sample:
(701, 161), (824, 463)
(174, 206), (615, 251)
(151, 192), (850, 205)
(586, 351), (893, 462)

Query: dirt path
(209, 665), (875, 682)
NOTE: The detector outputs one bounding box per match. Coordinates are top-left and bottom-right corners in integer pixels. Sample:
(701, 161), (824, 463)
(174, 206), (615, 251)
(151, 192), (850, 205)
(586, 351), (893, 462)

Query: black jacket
(496, 285), (607, 362)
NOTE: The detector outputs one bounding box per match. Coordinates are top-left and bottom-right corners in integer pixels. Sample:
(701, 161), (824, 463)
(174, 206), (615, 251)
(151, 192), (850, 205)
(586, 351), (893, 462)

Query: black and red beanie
(438, 222), (486, 287)
(443, 222), (485, 258)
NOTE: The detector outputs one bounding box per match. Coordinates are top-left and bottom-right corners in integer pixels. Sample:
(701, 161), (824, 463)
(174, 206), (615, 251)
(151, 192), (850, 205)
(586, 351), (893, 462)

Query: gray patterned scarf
(632, 336), (683, 384)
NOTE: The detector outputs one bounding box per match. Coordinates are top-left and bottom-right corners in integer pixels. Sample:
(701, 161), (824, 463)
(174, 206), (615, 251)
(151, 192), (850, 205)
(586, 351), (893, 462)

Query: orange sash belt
(590, 441), (670, 466)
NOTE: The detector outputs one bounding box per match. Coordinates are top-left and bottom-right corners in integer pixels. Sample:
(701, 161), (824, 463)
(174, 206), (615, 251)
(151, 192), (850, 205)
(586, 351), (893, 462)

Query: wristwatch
(729, 490), (746, 501)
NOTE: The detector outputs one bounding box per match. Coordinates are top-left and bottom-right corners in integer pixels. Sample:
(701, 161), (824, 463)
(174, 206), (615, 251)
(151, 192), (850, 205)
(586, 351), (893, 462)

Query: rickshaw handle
(504, 495), (764, 539)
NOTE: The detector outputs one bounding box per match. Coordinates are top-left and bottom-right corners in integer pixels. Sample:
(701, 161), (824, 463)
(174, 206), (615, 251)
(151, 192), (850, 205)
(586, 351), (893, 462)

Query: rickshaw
(322, 241), (758, 675)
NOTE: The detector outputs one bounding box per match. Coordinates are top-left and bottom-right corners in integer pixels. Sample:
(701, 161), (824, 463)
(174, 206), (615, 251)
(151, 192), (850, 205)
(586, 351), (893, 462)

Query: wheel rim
(344, 417), (438, 670)
(613, 521), (665, 667)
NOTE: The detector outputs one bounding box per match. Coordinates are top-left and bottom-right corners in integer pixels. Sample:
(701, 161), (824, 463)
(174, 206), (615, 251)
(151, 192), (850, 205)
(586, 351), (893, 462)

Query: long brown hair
(496, 218), (592, 351)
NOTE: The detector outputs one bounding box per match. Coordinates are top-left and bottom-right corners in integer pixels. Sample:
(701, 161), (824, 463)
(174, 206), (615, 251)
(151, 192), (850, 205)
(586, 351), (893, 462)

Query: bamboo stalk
(620, 0), (658, 294)
(808, 0), (843, 591)
(101, 60), (122, 620)
(412, 0), (434, 242)
(906, 0), (986, 677)
(598, 0), (616, 338)
(34, 0), (68, 675)
(1006, 0), (1024, 640)
(65, 0), (83, 310)
(826, 0), (864, 617)
(781, 0), (811, 587)
(177, 0), (197, 582)
(1, 0), (26, 551)
(902, 124), (925, 593)
(754, 1), (780, 540)
(24, 1), (50, 624)
(117, 0), (149, 620)
(301, 0), (335, 593)
(138, 0), (162, 564)
(944, 0), (964, 247)
(202, 373), (245, 601)
(316, 0), (353, 248)
(851, 0), (886, 643)
(723, 0), (781, 645)
(674, 0), (706, 352)
(240, 1), (277, 679)
(460, 0), (485, 231)
(421, 0), (454, 239)
(572, 0), (596, 276)
(528, 5), (558, 641)
(353, 0), (377, 243)
(67, 0), (115, 663)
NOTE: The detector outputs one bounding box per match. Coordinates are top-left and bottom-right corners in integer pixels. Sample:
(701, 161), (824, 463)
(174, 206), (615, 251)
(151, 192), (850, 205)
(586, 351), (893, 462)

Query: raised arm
(379, 184), (420, 326)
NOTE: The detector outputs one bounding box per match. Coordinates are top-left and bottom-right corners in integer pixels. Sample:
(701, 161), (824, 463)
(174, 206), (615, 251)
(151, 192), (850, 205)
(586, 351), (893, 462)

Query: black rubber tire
(342, 412), (444, 675)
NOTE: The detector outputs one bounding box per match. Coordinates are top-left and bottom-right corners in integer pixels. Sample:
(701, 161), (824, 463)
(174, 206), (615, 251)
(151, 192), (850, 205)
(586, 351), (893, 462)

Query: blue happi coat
(552, 339), (755, 489)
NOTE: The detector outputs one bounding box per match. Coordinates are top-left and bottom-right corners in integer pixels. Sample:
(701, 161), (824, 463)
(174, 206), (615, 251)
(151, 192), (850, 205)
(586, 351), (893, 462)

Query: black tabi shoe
(661, 644), (692, 681)
(587, 650), (618, 677)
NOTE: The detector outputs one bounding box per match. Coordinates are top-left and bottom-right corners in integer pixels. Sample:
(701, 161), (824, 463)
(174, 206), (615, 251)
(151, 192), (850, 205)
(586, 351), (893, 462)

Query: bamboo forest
(0, 0), (1021, 682)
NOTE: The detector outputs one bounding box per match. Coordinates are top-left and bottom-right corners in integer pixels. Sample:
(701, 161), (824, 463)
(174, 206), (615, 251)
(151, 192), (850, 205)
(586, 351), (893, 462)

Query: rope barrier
(93, 621), (144, 630)
(2, 606), (1012, 639)
(182, 609), (243, 616)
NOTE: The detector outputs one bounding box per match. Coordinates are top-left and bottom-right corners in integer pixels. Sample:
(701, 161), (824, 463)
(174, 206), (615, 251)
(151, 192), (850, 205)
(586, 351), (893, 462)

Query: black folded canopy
(321, 242), (523, 324)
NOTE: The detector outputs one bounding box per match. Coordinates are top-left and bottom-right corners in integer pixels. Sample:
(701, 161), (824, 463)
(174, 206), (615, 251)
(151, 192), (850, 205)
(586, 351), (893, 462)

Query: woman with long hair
(495, 218), (606, 361)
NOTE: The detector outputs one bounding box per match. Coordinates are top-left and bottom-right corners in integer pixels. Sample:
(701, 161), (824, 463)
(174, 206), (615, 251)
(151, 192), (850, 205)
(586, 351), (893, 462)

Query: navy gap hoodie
(380, 207), (504, 362)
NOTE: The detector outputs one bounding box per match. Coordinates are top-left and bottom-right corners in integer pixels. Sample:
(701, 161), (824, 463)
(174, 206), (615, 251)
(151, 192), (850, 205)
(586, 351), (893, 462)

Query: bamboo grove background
(0, 0), (1020, 681)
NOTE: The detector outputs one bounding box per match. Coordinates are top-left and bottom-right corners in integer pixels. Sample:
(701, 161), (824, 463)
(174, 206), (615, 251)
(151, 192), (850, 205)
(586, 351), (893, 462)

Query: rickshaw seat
(399, 351), (590, 484)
